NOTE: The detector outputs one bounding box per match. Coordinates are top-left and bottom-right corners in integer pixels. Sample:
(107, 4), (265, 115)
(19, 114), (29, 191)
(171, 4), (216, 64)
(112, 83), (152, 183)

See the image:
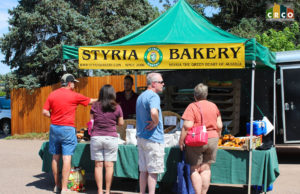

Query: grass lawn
(5, 132), (49, 140)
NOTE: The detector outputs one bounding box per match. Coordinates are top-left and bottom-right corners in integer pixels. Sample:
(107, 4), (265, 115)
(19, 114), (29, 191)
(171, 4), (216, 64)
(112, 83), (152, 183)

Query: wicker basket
(162, 111), (181, 133)
(117, 119), (136, 140)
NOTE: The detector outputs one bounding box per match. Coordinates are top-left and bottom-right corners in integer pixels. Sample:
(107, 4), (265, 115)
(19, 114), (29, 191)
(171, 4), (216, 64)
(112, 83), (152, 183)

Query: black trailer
(276, 50), (300, 144)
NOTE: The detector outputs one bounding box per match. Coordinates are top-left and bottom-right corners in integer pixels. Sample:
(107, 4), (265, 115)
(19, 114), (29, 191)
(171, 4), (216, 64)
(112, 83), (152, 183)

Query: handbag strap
(181, 150), (186, 163)
(195, 102), (205, 125)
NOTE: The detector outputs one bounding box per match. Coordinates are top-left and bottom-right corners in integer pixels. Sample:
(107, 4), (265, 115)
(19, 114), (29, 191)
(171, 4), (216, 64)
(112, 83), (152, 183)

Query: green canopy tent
(63, 0), (275, 69)
(62, 0), (276, 192)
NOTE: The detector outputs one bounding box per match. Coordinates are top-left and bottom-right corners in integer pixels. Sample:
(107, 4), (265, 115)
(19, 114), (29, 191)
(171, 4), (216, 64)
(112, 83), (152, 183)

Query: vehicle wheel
(2, 120), (11, 135)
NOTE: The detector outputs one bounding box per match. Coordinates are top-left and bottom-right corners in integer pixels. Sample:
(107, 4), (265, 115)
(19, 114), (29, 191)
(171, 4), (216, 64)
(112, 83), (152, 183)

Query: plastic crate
(246, 121), (267, 135)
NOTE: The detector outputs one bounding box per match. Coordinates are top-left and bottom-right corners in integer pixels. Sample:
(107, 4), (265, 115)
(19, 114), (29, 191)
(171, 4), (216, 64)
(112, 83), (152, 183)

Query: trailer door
(280, 65), (300, 143)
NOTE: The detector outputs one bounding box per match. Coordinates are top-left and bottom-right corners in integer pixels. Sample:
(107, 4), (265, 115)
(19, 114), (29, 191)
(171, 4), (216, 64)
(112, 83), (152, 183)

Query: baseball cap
(61, 73), (79, 85)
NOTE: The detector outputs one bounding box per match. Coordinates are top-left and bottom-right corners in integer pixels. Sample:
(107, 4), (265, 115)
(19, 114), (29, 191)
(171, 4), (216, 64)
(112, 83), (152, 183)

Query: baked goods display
(218, 134), (262, 150)
(219, 134), (245, 147)
(207, 80), (233, 87)
(76, 132), (84, 139)
(207, 80), (220, 86)
(76, 128), (90, 142)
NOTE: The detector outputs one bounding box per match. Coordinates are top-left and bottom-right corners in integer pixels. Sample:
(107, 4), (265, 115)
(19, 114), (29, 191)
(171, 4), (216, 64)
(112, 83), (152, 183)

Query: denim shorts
(90, 136), (118, 161)
(49, 124), (77, 155)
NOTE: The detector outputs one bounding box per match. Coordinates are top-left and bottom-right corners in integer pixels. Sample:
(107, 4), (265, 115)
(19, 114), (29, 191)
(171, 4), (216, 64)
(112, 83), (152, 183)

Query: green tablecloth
(39, 142), (279, 192)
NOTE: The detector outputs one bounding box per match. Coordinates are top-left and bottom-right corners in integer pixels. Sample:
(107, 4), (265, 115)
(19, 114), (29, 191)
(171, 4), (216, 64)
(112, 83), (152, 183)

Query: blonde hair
(194, 83), (208, 101)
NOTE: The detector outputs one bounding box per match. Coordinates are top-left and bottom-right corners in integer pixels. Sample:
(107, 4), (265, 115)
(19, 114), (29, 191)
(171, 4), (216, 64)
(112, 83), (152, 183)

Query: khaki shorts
(185, 137), (219, 166)
(90, 136), (118, 161)
(137, 137), (165, 174)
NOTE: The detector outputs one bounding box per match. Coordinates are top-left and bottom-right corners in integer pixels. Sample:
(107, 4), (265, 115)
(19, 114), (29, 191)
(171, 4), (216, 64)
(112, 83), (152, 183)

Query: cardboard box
(218, 145), (246, 151)
(242, 136), (262, 150)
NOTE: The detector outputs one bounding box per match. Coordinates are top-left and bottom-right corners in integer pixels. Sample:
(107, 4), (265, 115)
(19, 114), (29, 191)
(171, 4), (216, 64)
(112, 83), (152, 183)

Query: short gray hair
(194, 83), (208, 100)
(146, 72), (162, 86)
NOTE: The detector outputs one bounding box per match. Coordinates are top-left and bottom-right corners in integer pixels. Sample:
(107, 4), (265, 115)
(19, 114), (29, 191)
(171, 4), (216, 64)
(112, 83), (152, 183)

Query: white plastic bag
(126, 128), (137, 145)
(262, 116), (274, 135)
(117, 133), (125, 145)
(164, 132), (180, 147)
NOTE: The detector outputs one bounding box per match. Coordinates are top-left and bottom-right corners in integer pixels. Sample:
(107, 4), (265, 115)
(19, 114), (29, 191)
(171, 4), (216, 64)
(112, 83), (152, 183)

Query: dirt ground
(0, 137), (300, 194)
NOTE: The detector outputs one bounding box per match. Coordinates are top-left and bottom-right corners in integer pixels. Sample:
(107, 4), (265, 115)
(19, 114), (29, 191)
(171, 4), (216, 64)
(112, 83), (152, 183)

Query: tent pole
(273, 70), (276, 145)
(134, 71), (138, 92)
(248, 61), (256, 194)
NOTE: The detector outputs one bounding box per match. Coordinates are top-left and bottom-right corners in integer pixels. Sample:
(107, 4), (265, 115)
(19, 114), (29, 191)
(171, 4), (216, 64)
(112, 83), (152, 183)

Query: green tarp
(39, 142), (280, 192)
(62, 0), (275, 69)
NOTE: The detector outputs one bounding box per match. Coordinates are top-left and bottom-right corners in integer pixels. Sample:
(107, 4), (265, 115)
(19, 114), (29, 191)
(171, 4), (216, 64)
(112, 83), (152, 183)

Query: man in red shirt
(42, 74), (97, 194)
(116, 75), (138, 119)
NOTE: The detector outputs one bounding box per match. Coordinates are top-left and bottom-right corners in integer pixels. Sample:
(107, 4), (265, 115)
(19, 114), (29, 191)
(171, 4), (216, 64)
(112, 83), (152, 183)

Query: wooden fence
(11, 75), (146, 135)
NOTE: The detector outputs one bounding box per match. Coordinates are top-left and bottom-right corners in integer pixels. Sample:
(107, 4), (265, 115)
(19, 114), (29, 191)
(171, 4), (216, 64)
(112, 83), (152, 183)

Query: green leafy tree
(86, 0), (159, 76)
(211, 0), (266, 30)
(0, 0), (103, 89)
(211, 0), (299, 32)
(0, 76), (5, 96)
(0, 0), (158, 90)
(256, 22), (300, 52)
(230, 18), (264, 39)
(89, 0), (159, 43)
(0, 73), (17, 97)
(159, 0), (299, 36)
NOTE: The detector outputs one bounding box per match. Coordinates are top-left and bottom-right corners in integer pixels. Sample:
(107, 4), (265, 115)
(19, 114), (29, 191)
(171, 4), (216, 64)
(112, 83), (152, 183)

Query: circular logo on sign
(144, 47), (163, 67)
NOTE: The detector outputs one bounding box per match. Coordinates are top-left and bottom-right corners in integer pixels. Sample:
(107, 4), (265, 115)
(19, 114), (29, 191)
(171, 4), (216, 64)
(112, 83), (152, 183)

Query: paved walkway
(0, 138), (299, 193)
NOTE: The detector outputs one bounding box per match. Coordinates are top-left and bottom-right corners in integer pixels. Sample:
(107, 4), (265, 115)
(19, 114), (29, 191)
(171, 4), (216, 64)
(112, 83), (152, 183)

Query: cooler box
(246, 121), (267, 135)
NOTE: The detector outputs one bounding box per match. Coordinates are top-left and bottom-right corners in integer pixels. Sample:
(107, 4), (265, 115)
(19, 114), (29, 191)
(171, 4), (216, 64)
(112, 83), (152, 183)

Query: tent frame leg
(248, 61), (256, 194)
(273, 70), (277, 145)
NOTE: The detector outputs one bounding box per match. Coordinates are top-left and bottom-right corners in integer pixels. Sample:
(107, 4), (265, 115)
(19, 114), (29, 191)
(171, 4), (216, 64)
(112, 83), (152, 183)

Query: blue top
(136, 90), (164, 143)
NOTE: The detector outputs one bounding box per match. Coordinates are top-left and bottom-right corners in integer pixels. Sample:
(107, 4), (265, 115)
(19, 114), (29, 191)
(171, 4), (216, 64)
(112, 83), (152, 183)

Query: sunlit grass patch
(5, 132), (49, 140)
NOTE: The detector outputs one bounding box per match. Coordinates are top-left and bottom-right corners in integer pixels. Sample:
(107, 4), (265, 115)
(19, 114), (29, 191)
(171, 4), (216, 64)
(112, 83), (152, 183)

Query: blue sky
(0, 0), (218, 75)
(0, 0), (18, 75)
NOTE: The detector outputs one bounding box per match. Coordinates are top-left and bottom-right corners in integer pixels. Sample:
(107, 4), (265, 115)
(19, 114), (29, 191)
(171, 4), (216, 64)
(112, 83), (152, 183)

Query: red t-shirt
(182, 100), (221, 138)
(43, 88), (90, 127)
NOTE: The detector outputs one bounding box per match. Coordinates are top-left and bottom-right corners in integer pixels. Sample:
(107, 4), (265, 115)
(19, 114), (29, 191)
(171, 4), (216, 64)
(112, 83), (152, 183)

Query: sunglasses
(154, 81), (164, 84)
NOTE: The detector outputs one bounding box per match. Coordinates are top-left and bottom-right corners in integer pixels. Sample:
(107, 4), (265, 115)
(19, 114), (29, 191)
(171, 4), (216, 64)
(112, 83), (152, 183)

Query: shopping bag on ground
(175, 151), (195, 194)
(67, 167), (86, 192)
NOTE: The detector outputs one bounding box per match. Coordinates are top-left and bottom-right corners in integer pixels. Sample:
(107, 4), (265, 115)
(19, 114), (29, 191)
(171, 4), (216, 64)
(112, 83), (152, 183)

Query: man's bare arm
(89, 98), (98, 105)
(145, 108), (159, 130)
(42, 109), (50, 118)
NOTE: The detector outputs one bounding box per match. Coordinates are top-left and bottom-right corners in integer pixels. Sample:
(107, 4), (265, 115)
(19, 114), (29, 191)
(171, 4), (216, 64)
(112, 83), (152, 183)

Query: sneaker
(53, 186), (61, 193)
